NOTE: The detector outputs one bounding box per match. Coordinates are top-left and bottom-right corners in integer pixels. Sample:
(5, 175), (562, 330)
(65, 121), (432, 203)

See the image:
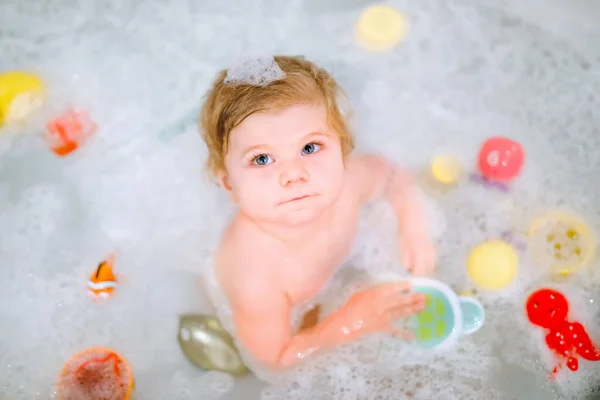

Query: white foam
(1, 0), (600, 399)
(223, 56), (286, 87)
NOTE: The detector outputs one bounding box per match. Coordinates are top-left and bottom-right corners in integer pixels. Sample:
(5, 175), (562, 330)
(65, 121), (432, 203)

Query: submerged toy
(88, 254), (117, 300)
(526, 288), (600, 378)
(177, 314), (249, 377)
(46, 109), (97, 156)
(431, 155), (462, 185)
(0, 71), (45, 126)
(405, 278), (485, 350)
(467, 240), (518, 290)
(355, 5), (408, 51)
(469, 172), (510, 192)
(56, 347), (134, 400)
(500, 231), (527, 251)
(528, 211), (596, 279)
(477, 136), (524, 182)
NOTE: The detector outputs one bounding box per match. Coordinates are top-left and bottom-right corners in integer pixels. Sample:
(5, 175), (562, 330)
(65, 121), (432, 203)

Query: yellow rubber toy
(0, 71), (45, 126)
(528, 211), (596, 278)
(467, 240), (518, 290)
(431, 155), (462, 184)
(355, 5), (408, 51)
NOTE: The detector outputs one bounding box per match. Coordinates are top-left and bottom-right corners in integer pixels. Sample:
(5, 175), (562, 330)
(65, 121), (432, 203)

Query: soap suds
(1, 0), (599, 399)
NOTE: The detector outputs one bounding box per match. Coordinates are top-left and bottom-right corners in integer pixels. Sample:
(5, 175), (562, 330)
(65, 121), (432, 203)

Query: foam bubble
(198, 371), (236, 395)
(224, 56), (286, 87)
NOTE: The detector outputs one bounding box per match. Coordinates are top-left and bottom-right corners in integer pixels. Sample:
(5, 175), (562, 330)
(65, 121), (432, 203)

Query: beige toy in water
(0, 71), (45, 126)
(527, 211), (596, 279)
(355, 5), (408, 51)
(467, 240), (518, 290)
(177, 314), (249, 377)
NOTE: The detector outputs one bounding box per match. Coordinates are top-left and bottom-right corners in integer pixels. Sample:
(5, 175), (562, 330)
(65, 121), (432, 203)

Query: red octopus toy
(526, 288), (600, 379)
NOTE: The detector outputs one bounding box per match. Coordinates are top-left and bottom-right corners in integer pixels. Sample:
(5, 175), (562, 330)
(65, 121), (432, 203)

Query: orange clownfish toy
(88, 254), (117, 300)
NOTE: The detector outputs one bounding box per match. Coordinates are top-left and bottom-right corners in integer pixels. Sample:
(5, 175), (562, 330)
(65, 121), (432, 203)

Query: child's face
(222, 103), (345, 225)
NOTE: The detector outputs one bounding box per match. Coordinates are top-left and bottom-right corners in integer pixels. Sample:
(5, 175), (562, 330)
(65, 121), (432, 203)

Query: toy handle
(458, 296), (485, 336)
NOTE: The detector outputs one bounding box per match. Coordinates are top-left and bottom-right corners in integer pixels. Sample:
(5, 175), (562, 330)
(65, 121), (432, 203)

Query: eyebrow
(241, 144), (268, 158)
(305, 131), (329, 139)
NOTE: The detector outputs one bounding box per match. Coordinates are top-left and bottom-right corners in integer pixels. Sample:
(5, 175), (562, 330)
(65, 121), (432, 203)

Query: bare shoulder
(345, 153), (388, 177)
(214, 216), (281, 311)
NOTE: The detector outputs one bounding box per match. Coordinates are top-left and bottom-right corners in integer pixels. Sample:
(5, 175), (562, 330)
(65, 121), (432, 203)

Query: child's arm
(348, 154), (422, 227)
(347, 154), (435, 274)
(228, 274), (425, 369)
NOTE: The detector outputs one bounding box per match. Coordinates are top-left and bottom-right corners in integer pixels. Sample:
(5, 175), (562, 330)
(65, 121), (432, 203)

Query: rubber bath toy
(355, 5), (408, 51)
(56, 347), (134, 400)
(527, 211), (596, 279)
(88, 254), (117, 301)
(431, 155), (462, 185)
(177, 314), (249, 377)
(477, 136), (524, 182)
(0, 71), (45, 126)
(45, 109), (97, 156)
(526, 288), (600, 379)
(467, 240), (518, 290)
(405, 278), (485, 350)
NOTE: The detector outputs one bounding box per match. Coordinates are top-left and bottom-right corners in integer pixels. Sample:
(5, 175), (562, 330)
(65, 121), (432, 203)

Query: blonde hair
(199, 56), (354, 176)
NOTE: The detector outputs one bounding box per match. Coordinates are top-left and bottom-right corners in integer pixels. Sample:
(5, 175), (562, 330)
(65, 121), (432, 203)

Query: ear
(217, 171), (237, 202)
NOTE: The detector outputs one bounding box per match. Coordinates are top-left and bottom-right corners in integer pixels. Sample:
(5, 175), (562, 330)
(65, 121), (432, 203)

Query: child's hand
(339, 281), (427, 339)
(400, 228), (436, 276)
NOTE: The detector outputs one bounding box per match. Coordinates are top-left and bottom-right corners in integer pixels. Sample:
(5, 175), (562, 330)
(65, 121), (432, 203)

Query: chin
(278, 206), (326, 226)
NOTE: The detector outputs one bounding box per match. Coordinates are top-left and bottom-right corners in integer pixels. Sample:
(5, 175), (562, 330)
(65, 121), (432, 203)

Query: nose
(279, 160), (309, 187)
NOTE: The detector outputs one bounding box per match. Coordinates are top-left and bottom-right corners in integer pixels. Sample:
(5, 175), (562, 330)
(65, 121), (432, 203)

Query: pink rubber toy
(477, 137), (524, 181)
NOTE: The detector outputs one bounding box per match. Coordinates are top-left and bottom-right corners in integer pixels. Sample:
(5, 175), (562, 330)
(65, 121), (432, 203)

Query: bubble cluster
(224, 56), (287, 87)
(1, 0), (600, 399)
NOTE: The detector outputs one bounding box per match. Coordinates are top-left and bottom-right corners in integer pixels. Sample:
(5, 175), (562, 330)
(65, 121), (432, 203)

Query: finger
(383, 325), (415, 341)
(411, 259), (423, 276)
(423, 250), (435, 272)
(401, 239), (411, 268)
(388, 306), (418, 321)
(377, 281), (412, 297)
(415, 253), (430, 276)
(416, 253), (434, 277)
(386, 293), (427, 312)
(399, 237), (410, 267)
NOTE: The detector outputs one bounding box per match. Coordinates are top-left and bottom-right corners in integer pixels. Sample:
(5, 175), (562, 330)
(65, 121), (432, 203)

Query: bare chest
(283, 205), (361, 306)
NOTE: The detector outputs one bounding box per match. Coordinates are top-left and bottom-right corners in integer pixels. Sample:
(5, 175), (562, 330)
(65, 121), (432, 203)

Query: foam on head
(223, 56), (286, 87)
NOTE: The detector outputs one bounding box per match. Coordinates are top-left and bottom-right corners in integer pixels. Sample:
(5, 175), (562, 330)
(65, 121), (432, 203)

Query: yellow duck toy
(0, 71), (45, 127)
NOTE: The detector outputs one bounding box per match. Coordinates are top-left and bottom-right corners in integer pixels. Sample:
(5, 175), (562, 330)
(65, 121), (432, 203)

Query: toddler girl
(199, 55), (436, 377)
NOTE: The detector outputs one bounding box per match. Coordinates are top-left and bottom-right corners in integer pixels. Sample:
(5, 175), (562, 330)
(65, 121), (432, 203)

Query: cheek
(232, 170), (275, 205)
(309, 154), (344, 186)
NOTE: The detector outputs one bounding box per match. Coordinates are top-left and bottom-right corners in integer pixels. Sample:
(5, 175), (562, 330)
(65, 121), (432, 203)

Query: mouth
(279, 194), (315, 205)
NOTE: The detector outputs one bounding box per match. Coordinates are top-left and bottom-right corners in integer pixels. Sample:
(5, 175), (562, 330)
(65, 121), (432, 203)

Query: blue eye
(253, 154), (273, 166)
(302, 143), (321, 155)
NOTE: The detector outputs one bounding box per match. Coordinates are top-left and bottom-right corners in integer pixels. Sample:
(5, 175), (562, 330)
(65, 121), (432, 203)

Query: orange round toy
(57, 347), (134, 400)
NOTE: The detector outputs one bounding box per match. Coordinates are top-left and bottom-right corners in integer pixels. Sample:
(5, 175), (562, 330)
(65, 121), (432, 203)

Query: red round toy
(477, 137), (524, 181)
